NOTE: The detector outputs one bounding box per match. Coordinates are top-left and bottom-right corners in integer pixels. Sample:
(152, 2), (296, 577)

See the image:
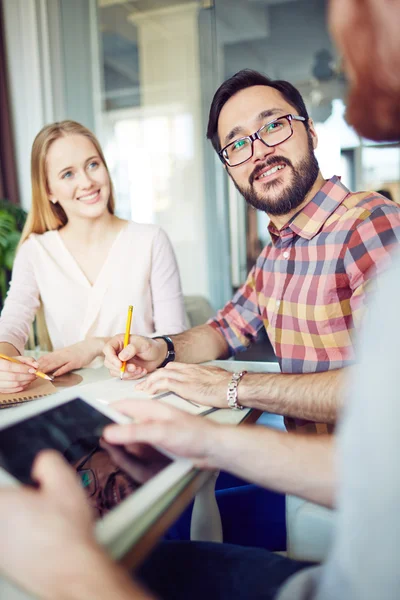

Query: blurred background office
(2, 0), (400, 316)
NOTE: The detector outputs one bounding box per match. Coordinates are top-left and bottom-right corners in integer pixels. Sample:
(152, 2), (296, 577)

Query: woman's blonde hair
(19, 120), (115, 247)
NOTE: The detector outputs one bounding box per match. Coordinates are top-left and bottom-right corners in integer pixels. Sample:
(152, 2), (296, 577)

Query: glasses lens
(224, 137), (252, 166)
(78, 468), (97, 497)
(259, 117), (291, 146)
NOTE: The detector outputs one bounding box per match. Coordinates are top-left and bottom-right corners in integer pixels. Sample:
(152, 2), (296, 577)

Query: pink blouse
(0, 221), (187, 354)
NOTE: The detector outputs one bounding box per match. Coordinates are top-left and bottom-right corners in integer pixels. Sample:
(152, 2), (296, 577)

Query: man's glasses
(219, 113), (306, 167)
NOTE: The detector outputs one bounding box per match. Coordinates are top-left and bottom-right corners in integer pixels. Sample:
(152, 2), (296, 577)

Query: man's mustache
(249, 156), (293, 185)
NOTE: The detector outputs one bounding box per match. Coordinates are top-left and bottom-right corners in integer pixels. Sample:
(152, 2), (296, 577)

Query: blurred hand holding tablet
(0, 396), (193, 527)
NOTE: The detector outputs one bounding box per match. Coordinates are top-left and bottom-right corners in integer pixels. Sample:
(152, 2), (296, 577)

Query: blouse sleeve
(0, 239), (40, 354)
(150, 228), (188, 335)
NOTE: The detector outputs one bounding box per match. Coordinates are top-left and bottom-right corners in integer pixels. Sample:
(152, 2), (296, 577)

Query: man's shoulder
(342, 189), (400, 217)
(329, 190), (400, 233)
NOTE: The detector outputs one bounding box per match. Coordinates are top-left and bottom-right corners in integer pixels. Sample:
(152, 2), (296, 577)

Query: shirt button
(283, 251), (289, 259)
(276, 300), (281, 308)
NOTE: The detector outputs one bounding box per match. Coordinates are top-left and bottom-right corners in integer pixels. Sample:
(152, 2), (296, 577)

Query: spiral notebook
(0, 378), (57, 408)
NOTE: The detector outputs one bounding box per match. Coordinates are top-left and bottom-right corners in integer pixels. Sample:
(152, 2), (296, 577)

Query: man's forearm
(171, 324), (230, 364)
(239, 368), (345, 423)
(212, 426), (336, 508)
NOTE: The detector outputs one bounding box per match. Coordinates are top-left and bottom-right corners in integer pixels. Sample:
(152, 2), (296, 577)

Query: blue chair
(166, 471), (286, 551)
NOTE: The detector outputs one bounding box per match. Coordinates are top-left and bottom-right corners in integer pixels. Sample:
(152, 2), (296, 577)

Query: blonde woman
(0, 120), (187, 393)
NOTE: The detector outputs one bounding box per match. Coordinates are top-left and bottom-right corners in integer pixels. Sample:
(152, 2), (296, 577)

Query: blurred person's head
(207, 70), (321, 218)
(20, 120), (115, 246)
(329, 0), (400, 141)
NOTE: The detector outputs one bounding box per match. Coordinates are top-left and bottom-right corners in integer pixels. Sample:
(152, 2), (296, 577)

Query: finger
(31, 451), (87, 504)
(126, 364), (147, 377)
(13, 356), (39, 369)
(103, 334), (125, 367)
(118, 342), (152, 363)
(136, 370), (185, 391)
(53, 363), (73, 377)
(106, 421), (204, 462)
(103, 421), (173, 447)
(0, 386), (25, 394)
(140, 377), (189, 398)
(109, 368), (146, 380)
(37, 355), (62, 372)
(0, 370), (36, 384)
(0, 359), (38, 375)
(118, 336), (154, 362)
(0, 378), (34, 391)
(110, 397), (182, 422)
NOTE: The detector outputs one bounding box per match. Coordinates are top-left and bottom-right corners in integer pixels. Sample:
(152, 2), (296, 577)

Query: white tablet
(0, 392), (194, 559)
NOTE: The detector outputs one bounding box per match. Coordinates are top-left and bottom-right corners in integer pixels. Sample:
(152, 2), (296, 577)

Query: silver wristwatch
(227, 370), (247, 410)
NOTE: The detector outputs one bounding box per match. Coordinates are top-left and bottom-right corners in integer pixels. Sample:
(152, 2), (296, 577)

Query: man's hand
(103, 334), (167, 379)
(0, 451), (152, 600)
(0, 355), (38, 394)
(105, 399), (336, 508)
(38, 339), (105, 377)
(134, 363), (232, 408)
(103, 399), (224, 469)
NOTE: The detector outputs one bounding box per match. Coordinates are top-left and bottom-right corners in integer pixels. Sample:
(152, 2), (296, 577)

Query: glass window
(361, 145), (400, 204)
(97, 0), (216, 301)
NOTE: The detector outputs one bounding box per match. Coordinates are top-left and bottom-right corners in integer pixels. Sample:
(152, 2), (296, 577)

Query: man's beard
(230, 136), (320, 216)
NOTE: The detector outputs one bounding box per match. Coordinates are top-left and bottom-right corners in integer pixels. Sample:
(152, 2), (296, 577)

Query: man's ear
(307, 118), (318, 150)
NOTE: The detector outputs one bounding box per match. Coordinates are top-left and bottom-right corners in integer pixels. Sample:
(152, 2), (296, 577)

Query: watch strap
(153, 335), (175, 368)
(227, 370), (247, 410)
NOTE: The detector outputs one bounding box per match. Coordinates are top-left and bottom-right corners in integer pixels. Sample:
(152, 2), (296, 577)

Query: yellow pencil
(120, 305), (134, 380)
(0, 353), (54, 381)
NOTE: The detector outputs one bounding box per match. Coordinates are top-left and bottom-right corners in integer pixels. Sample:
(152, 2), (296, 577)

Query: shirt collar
(268, 176), (351, 242)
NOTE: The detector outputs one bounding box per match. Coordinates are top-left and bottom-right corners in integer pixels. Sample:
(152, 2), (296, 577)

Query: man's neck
(269, 172), (326, 231)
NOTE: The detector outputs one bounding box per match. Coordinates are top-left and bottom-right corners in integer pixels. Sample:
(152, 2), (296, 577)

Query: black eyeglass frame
(218, 113), (307, 167)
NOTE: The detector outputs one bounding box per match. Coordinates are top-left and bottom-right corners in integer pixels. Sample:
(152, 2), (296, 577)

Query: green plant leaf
(0, 199), (27, 231)
(0, 211), (16, 250)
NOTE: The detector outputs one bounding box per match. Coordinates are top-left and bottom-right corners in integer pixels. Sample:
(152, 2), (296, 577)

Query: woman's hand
(0, 355), (39, 394)
(38, 339), (106, 377)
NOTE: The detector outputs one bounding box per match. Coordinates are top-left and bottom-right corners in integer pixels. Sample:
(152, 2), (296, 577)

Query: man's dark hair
(207, 69), (310, 153)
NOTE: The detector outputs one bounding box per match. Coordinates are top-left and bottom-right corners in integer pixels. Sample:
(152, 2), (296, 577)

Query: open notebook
(77, 377), (217, 417)
(0, 378), (57, 408)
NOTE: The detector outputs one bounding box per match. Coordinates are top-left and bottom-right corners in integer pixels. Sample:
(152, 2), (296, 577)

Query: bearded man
(104, 69), (400, 434)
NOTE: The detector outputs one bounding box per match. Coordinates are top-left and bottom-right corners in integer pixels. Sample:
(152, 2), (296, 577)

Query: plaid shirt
(209, 176), (400, 431)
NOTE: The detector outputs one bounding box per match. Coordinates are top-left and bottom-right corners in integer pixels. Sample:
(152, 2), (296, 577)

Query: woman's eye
(62, 171), (73, 179)
(88, 161), (99, 169)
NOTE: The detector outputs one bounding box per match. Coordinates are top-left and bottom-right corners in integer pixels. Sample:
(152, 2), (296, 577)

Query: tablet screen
(0, 398), (172, 518)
